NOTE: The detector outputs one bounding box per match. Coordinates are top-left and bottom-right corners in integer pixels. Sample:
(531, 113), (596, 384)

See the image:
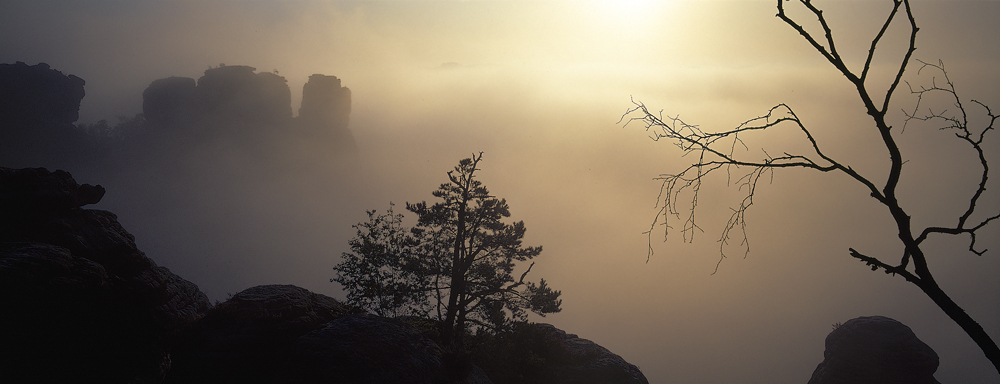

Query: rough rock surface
(533, 323), (649, 384)
(808, 316), (941, 384)
(168, 285), (493, 384)
(0, 167), (212, 383)
(274, 313), (450, 384)
(166, 284), (358, 383)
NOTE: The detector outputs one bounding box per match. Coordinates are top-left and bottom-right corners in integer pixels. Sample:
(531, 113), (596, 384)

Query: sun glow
(583, 0), (675, 36)
(588, 0), (667, 17)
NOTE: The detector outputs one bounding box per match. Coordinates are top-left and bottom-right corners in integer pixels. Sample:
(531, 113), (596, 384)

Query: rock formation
(0, 62), (91, 169)
(0, 167), (212, 384)
(297, 74), (353, 146)
(143, 76), (198, 126)
(166, 284), (357, 384)
(167, 285), (497, 384)
(139, 65), (354, 150)
(0, 61), (85, 126)
(0, 62), (646, 382)
(534, 323), (649, 384)
(471, 322), (648, 384)
(808, 316), (941, 384)
(275, 313), (451, 384)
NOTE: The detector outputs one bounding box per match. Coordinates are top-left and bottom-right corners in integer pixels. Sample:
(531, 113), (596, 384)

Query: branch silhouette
(625, 0), (999, 373)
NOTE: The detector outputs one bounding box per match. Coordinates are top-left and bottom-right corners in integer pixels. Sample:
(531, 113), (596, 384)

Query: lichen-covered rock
(808, 316), (940, 384)
(0, 167), (211, 384)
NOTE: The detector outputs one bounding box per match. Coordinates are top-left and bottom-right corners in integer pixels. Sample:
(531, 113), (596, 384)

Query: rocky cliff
(0, 167), (212, 383)
(0, 62), (92, 170)
(0, 167), (647, 384)
(0, 62), (357, 176)
(140, 64), (355, 151)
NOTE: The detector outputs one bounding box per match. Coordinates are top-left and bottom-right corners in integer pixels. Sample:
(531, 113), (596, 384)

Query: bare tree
(624, 0), (999, 373)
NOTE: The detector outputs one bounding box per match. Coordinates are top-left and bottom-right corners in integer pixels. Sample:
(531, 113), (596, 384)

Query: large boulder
(166, 284), (358, 384)
(476, 322), (647, 384)
(168, 285), (494, 384)
(808, 316), (940, 384)
(534, 323), (649, 384)
(0, 167), (212, 383)
(274, 313), (450, 384)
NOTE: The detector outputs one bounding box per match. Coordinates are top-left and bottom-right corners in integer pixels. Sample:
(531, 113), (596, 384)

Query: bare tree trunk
(911, 252), (1000, 373)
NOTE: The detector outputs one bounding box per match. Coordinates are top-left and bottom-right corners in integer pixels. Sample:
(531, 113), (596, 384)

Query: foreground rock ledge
(1, 167), (648, 384)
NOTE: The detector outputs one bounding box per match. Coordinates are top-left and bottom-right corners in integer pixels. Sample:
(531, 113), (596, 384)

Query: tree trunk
(914, 266), (1000, 373)
(441, 202), (469, 348)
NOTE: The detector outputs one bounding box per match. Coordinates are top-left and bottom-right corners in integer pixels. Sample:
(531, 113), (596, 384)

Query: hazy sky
(2, 1), (999, 383)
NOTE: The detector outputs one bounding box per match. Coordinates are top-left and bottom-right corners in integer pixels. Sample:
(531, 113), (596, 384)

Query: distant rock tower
(297, 74), (354, 148)
(143, 76), (198, 126)
(140, 67), (356, 153)
(142, 65), (293, 130)
(196, 65), (292, 127)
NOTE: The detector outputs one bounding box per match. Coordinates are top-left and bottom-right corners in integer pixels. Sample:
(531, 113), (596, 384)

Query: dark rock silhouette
(194, 65), (292, 128)
(1, 61), (357, 176)
(534, 323), (649, 384)
(166, 284), (356, 384)
(0, 62), (91, 169)
(0, 62), (85, 125)
(0, 166), (647, 384)
(275, 313), (451, 384)
(168, 285), (494, 384)
(808, 316), (940, 384)
(0, 62), (645, 382)
(0, 167), (212, 384)
(143, 76), (198, 126)
(297, 74), (354, 147)
(139, 65), (354, 151)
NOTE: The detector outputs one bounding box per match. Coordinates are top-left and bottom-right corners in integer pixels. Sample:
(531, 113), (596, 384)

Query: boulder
(0, 167), (212, 384)
(168, 285), (494, 384)
(532, 323), (649, 384)
(166, 284), (357, 384)
(274, 313), (450, 384)
(808, 316), (940, 384)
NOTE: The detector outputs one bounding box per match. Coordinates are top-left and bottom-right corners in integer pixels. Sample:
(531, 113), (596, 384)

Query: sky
(2, 0), (999, 383)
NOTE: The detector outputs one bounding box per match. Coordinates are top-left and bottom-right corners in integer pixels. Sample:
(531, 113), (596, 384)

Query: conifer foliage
(333, 153), (561, 347)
